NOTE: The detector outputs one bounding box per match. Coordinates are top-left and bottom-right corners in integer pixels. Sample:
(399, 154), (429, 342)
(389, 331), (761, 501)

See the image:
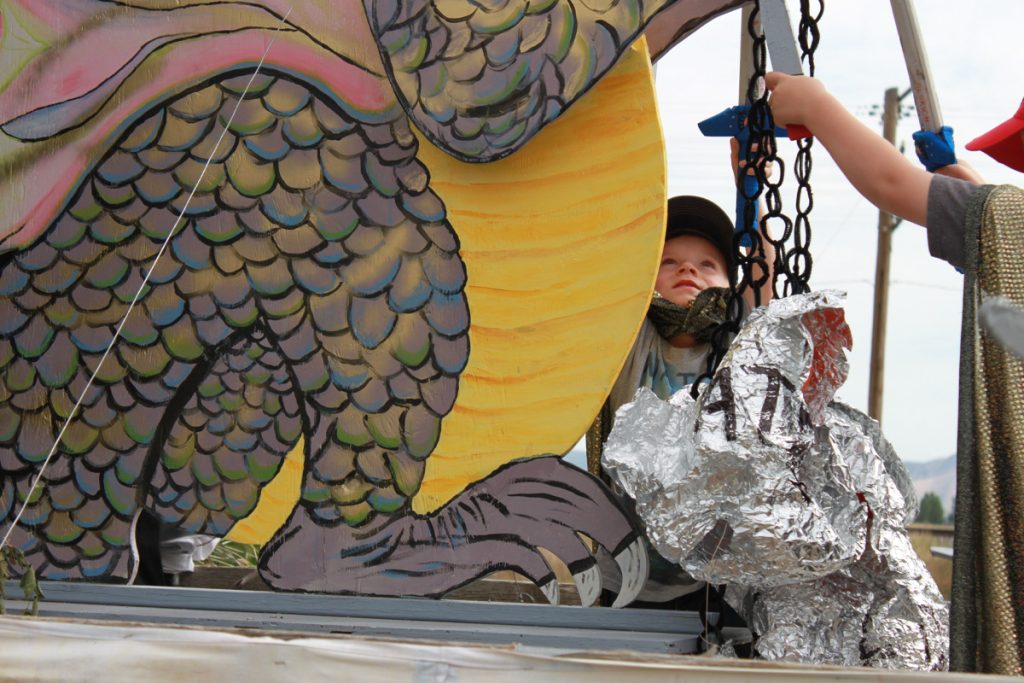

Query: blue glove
(912, 126), (957, 172)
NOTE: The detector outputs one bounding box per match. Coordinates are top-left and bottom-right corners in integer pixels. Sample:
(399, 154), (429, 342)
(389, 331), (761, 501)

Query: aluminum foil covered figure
(603, 291), (949, 670)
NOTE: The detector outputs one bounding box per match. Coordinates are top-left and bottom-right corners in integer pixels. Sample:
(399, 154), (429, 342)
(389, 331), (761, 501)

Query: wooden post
(867, 87), (900, 424)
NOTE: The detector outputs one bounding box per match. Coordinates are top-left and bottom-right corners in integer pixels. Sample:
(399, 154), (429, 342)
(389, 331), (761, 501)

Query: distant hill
(903, 454), (956, 515)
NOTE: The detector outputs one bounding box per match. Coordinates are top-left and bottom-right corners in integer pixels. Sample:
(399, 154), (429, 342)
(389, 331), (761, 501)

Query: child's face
(655, 234), (729, 307)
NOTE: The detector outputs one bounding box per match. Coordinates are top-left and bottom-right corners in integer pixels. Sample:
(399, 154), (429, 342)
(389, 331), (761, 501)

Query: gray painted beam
(5, 599), (700, 654)
(3, 581), (706, 654)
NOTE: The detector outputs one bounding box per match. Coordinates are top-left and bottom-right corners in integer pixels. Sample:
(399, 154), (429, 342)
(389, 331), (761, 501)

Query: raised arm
(764, 72), (933, 227)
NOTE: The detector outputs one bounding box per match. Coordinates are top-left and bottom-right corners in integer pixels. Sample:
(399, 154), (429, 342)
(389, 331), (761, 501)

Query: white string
(0, 7), (294, 553)
(700, 528), (729, 651)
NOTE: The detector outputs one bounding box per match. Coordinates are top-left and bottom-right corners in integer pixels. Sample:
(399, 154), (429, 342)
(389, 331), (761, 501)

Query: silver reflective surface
(604, 292), (948, 670)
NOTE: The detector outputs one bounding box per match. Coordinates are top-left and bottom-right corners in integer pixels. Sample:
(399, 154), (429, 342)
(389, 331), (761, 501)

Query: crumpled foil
(603, 291), (948, 670)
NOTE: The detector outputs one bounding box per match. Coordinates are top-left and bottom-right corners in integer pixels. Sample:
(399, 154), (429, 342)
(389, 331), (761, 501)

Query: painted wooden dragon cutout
(0, 0), (742, 604)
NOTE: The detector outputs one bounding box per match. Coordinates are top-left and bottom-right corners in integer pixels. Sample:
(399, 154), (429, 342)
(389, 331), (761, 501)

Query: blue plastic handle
(698, 105), (787, 243)
(735, 173), (760, 246)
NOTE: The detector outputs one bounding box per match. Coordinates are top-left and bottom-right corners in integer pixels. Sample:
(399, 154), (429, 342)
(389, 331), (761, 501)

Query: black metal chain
(691, 6), (769, 396)
(785, 0), (825, 296)
(745, 4), (787, 303)
(691, 0), (823, 396)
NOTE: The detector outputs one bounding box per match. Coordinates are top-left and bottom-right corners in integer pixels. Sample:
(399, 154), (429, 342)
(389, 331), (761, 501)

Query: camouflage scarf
(646, 287), (730, 342)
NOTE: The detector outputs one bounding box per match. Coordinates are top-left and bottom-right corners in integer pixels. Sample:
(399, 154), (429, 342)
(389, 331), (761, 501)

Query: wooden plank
(4, 616), (996, 683)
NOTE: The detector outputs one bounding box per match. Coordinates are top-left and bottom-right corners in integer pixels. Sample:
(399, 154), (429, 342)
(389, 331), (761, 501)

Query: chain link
(785, 0), (825, 296)
(691, 0), (823, 395)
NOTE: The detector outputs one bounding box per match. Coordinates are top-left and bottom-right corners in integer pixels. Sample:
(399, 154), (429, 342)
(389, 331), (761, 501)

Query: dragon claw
(572, 563), (602, 608)
(259, 457), (646, 602)
(610, 538), (649, 608)
(539, 578), (560, 606)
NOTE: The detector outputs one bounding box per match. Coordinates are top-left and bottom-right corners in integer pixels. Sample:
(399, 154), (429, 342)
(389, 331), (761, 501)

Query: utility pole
(867, 87), (901, 424)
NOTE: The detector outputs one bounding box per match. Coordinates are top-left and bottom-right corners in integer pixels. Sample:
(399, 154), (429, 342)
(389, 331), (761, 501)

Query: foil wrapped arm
(603, 291), (948, 670)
